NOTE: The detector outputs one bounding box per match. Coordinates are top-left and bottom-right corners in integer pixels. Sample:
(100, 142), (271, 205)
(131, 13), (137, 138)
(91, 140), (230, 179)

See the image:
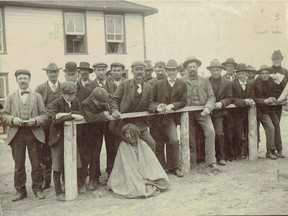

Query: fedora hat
(78, 62), (93, 73)
(42, 63), (62, 71)
(93, 62), (107, 68)
(221, 58), (237, 68)
(64, 61), (78, 74)
(271, 50), (284, 59)
(111, 62), (125, 70)
(246, 65), (257, 73)
(206, 59), (225, 70)
(258, 65), (273, 73)
(145, 61), (153, 70)
(165, 59), (178, 69)
(235, 63), (247, 73)
(154, 61), (166, 68)
(183, 56), (202, 68)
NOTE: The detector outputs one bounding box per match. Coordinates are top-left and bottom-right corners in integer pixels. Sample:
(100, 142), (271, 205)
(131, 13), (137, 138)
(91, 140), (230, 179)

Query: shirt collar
(62, 95), (71, 107)
(239, 80), (247, 85)
(48, 80), (58, 88)
(19, 88), (30, 94)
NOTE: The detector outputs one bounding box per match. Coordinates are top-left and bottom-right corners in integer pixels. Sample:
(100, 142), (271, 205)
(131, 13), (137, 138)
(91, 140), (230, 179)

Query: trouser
(189, 112), (216, 165)
(150, 119), (179, 171)
(224, 110), (237, 159)
(257, 113), (276, 151)
(10, 128), (43, 195)
(53, 171), (63, 195)
(139, 128), (156, 153)
(234, 114), (248, 157)
(211, 116), (225, 161)
(41, 128), (52, 186)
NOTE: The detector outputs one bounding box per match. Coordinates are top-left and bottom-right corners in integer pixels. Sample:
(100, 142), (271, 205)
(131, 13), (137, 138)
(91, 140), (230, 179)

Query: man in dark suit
(110, 61), (156, 152)
(110, 62), (126, 87)
(232, 63), (255, 159)
(148, 61), (167, 86)
(150, 59), (187, 177)
(144, 61), (154, 82)
(2, 69), (47, 201)
(35, 62), (62, 190)
(77, 62), (93, 87)
(207, 59), (233, 166)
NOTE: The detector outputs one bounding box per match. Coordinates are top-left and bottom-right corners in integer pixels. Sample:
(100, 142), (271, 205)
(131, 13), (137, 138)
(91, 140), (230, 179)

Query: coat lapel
(29, 91), (36, 115)
(13, 91), (20, 117)
(218, 79), (226, 97)
(163, 80), (170, 100)
(136, 82), (148, 110)
(171, 79), (180, 99)
(128, 79), (135, 102)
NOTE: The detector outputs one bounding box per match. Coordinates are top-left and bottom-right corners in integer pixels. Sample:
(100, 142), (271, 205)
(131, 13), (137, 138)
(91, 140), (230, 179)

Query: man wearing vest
(2, 69), (47, 201)
(77, 62), (93, 87)
(35, 63), (62, 190)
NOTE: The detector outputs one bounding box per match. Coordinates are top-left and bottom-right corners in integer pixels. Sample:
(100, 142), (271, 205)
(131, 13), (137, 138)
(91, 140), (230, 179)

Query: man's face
(247, 71), (256, 80)
(236, 71), (247, 82)
(16, 74), (30, 90)
(179, 68), (187, 77)
(65, 72), (78, 83)
(187, 62), (198, 77)
(63, 93), (77, 102)
(79, 69), (90, 82)
(46, 70), (59, 83)
(132, 66), (145, 80)
(94, 66), (107, 81)
(144, 69), (153, 79)
(111, 66), (123, 81)
(225, 64), (235, 74)
(210, 67), (222, 79)
(272, 58), (283, 67)
(259, 70), (270, 81)
(154, 67), (166, 80)
(91, 96), (107, 108)
(166, 68), (177, 80)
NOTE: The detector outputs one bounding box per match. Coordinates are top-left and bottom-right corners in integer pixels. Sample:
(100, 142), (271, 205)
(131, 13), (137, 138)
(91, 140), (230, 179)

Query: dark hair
(121, 123), (140, 140)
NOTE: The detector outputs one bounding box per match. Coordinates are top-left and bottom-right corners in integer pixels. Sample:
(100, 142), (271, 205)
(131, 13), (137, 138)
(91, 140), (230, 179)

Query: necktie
(21, 91), (29, 96)
(99, 81), (104, 88)
(52, 84), (56, 92)
(169, 79), (176, 83)
(137, 84), (142, 94)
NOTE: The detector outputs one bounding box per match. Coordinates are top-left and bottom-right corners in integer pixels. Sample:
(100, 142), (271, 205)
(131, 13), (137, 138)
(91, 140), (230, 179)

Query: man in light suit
(2, 69), (47, 201)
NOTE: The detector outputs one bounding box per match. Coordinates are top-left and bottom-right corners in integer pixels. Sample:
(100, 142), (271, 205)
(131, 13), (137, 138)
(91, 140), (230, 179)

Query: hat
(221, 58), (237, 68)
(235, 63), (247, 73)
(145, 61), (153, 70)
(15, 69), (31, 77)
(131, 61), (146, 68)
(183, 56), (202, 68)
(93, 62), (107, 68)
(246, 65), (257, 73)
(92, 87), (108, 103)
(154, 61), (166, 68)
(258, 65), (273, 73)
(61, 81), (78, 94)
(165, 59), (178, 69)
(64, 61), (78, 74)
(271, 50), (284, 59)
(78, 62), (93, 73)
(42, 63), (62, 71)
(206, 59), (225, 70)
(111, 62), (125, 70)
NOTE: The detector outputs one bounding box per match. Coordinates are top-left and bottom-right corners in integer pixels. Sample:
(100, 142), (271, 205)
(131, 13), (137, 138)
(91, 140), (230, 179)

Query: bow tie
(21, 91), (29, 96)
(168, 79), (176, 83)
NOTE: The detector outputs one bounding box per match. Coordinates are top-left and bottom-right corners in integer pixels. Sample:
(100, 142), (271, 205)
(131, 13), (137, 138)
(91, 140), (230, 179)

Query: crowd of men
(1, 49), (288, 202)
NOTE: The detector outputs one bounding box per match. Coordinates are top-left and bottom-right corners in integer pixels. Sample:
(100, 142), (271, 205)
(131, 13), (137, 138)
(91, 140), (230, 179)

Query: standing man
(181, 56), (219, 170)
(150, 59), (187, 177)
(77, 62), (93, 87)
(110, 61), (156, 152)
(178, 63), (187, 77)
(144, 61), (154, 82)
(35, 62), (62, 190)
(246, 65), (258, 81)
(148, 61), (167, 86)
(2, 69), (47, 201)
(207, 59), (233, 165)
(222, 58), (237, 81)
(110, 62), (126, 87)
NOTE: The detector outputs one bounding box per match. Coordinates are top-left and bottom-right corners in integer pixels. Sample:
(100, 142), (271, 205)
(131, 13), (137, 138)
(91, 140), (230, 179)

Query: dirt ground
(0, 116), (288, 216)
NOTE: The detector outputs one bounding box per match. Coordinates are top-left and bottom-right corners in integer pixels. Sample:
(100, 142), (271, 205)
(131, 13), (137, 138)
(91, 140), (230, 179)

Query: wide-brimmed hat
(61, 81), (78, 94)
(154, 61), (166, 68)
(235, 63), (247, 73)
(246, 65), (257, 73)
(271, 50), (284, 59)
(111, 62), (125, 70)
(165, 59), (178, 69)
(64, 61), (78, 74)
(15, 69), (31, 77)
(145, 61), (153, 70)
(183, 56), (202, 68)
(206, 59), (225, 70)
(92, 87), (108, 103)
(221, 58), (237, 68)
(258, 65), (273, 74)
(42, 63), (62, 71)
(78, 62), (93, 73)
(93, 62), (107, 68)
(131, 61), (145, 68)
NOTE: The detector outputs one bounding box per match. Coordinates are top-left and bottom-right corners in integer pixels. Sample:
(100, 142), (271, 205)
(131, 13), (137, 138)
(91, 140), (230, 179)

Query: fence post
(64, 122), (78, 201)
(248, 106), (258, 160)
(180, 111), (190, 172)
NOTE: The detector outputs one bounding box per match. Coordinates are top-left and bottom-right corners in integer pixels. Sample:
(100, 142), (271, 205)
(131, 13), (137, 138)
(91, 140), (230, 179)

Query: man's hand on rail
(244, 99), (255, 106)
(71, 114), (84, 121)
(103, 111), (114, 120)
(56, 112), (71, 120)
(112, 111), (121, 119)
(214, 102), (223, 110)
(164, 104), (174, 114)
(201, 107), (210, 116)
(156, 103), (166, 114)
(264, 97), (276, 104)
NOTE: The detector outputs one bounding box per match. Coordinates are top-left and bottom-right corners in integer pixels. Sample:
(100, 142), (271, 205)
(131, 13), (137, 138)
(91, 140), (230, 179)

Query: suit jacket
(2, 90), (47, 145)
(232, 78), (255, 107)
(222, 73), (236, 82)
(86, 79), (117, 98)
(76, 82), (92, 104)
(180, 75), (216, 112)
(148, 77), (159, 87)
(35, 81), (62, 106)
(81, 95), (108, 123)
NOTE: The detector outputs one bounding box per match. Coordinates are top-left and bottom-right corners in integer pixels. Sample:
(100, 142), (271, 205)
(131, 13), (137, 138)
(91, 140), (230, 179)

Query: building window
(0, 73), (8, 106)
(64, 12), (87, 53)
(0, 8), (6, 54)
(105, 15), (126, 54)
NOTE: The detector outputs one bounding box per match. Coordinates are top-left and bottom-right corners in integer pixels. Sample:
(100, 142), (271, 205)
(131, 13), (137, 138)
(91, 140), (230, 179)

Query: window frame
(0, 8), (7, 54)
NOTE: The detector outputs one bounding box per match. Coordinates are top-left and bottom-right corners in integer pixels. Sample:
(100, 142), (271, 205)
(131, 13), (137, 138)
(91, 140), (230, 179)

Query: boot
(276, 150), (285, 158)
(88, 179), (100, 191)
(266, 150), (277, 160)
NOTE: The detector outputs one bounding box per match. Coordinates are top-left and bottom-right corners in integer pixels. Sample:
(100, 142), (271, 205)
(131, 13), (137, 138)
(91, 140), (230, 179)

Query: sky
(134, 0), (288, 76)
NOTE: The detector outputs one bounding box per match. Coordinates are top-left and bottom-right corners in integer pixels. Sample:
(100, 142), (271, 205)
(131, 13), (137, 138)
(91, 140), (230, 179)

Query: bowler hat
(235, 63), (247, 73)
(206, 59), (225, 70)
(15, 69), (31, 77)
(92, 87), (108, 103)
(78, 62), (93, 73)
(111, 62), (125, 70)
(64, 61), (78, 74)
(271, 50), (284, 59)
(154, 61), (166, 68)
(131, 61), (146, 68)
(165, 59), (178, 69)
(258, 65), (273, 73)
(61, 81), (78, 94)
(221, 58), (237, 68)
(93, 62), (107, 68)
(183, 56), (202, 68)
(246, 65), (257, 73)
(145, 61), (153, 70)
(42, 63), (62, 71)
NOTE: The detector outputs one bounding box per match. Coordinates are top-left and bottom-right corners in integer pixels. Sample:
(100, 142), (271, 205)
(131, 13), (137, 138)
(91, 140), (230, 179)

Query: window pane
(0, 11), (2, 30)
(115, 35), (123, 41)
(106, 16), (114, 34)
(115, 16), (123, 34)
(65, 14), (75, 33)
(75, 14), (84, 34)
(107, 34), (114, 41)
(0, 33), (3, 52)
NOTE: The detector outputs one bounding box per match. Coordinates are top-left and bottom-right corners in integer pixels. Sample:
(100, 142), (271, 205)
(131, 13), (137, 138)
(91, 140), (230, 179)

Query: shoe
(12, 192), (27, 202)
(241, 154), (247, 159)
(208, 163), (221, 172)
(78, 185), (86, 194)
(55, 193), (65, 202)
(276, 150), (285, 158)
(42, 181), (50, 190)
(266, 150), (277, 160)
(217, 159), (226, 166)
(88, 180), (100, 191)
(35, 191), (45, 199)
(174, 169), (184, 177)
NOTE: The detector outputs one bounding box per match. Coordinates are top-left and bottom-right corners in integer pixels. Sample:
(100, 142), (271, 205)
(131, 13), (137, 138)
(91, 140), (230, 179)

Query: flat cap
(111, 62), (125, 70)
(15, 69), (31, 77)
(93, 62), (107, 68)
(258, 65), (273, 73)
(154, 61), (166, 68)
(92, 87), (109, 103)
(61, 81), (78, 94)
(131, 61), (146, 68)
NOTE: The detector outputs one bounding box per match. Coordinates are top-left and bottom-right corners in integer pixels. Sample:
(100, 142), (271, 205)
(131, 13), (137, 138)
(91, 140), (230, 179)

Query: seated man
(108, 124), (170, 199)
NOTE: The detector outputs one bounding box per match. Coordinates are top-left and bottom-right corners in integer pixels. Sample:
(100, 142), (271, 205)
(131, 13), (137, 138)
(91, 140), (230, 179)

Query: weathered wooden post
(248, 106), (258, 160)
(180, 111), (190, 172)
(64, 122), (78, 201)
